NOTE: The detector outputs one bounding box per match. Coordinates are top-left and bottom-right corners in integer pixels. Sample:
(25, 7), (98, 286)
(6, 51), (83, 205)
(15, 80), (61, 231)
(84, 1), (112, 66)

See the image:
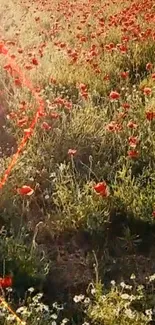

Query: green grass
(1, 0), (155, 324)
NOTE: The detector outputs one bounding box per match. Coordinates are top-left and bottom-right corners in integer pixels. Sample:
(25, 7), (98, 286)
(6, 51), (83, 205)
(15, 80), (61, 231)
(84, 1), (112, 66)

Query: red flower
(106, 121), (122, 132)
(3, 64), (13, 75)
(50, 77), (56, 84)
(122, 103), (130, 110)
(25, 64), (33, 70)
(64, 101), (72, 110)
(18, 48), (23, 54)
(14, 78), (22, 87)
(146, 63), (153, 71)
(0, 276), (12, 288)
(68, 149), (77, 156)
(103, 74), (110, 81)
(42, 122), (51, 130)
(38, 111), (46, 117)
(128, 136), (139, 148)
(17, 117), (28, 127)
(151, 73), (155, 80)
(81, 91), (88, 100)
(93, 181), (109, 197)
(152, 210), (155, 218)
(54, 97), (65, 105)
(119, 44), (127, 53)
(17, 185), (34, 196)
(120, 71), (129, 79)
(51, 112), (60, 119)
(79, 83), (87, 92)
(127, 121), (138, 129)
(10, 54), (16, 59)
(0, 43), (8, 55)
(32, 57), (39, 65)
(109, 91), (120, 100)
(143, 87), (152, 96)
(127, 150), (139, 158)
(146, 110), (155, 121)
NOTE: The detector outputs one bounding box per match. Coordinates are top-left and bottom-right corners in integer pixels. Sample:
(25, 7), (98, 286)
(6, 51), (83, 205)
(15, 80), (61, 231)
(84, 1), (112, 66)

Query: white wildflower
(120, 282), (126, 288)
(121, 293), (130, 300)
(51, 313), (58, 320)
(125, 308), (135, 319)
(145, 309), (152, 320)
(28, 287), (35, 293)
(90, 288), (96, 295)
(84, 297), (90, 304)
(60, 318), (69, 325)
(148, 274), (155, 282)
(16, 306), (27, 314)
(6, 314), (16, 322)
(73, 294), (85, 303)
(110, 280), (116, 287)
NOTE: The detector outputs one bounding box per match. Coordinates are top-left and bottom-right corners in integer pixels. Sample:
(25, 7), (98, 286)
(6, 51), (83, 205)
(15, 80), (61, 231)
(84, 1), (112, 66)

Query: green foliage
(0, 228), (49, 296)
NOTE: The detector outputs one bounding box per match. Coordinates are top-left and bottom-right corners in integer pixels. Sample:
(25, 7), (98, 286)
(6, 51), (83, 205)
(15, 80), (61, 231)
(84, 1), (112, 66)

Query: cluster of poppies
(0, 0), (155, 213)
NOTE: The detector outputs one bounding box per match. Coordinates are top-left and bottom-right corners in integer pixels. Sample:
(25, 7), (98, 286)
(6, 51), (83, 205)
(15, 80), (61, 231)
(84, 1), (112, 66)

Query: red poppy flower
(127, 121), (138, 129)
(50, 77), (56, 84)
(151, 73), (155, 80)
(54, 97), (65, 105)
(79, 83), (87, 92)
(51, 112), (60, 119)
(10, 54), (16, 59)
(0, 276), (12, 288)
(146, 110), (155, 121)
(32, 57), (39, 65)
(143, 87), (152, 96)
(93, 181), (109, 197)
(68, 149), (77, 156)
(152, 210), (155, 218)
(146, 63), (153, 71)
(109, 91), (120, 100)
(7, 112), (17, 120)
(120, 71), (129, 79)
(18, 48), (23, 54)
(0, 43), (8, 55)
(106, 121), (122, 132)
(128, 136), (139, 148)
(103, 74), (110, 81)
(14, 78), (22, 87)
(64, 101), (72, 110)
(25, 64), (33, 70)
(17, 117), (28, 127)
(19, 101), (27, 111)
(17, 186), (34, 196)
(81, 91), (88, 100)
(38, 110), (46, 117)
(127, 150), (139, 158)
(42, 122), (51, 130)
(122, 103), (130, 110)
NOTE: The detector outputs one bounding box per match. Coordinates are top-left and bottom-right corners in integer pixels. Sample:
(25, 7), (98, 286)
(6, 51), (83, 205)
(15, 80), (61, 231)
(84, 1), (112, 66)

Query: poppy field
(1, 0), (155, 323)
